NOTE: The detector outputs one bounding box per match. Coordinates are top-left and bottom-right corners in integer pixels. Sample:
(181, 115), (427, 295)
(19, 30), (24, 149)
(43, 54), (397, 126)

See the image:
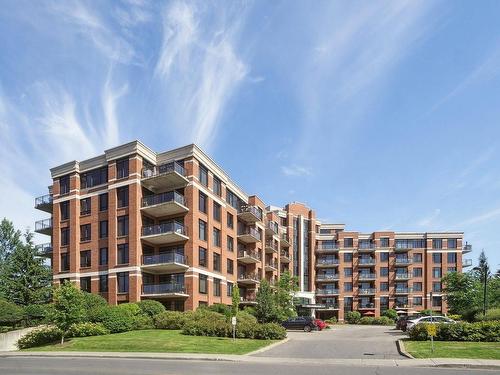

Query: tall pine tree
(0, 218), (22, 265)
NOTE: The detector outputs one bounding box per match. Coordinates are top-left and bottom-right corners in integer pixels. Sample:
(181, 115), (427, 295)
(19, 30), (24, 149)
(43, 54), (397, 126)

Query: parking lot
(253, 325), (407, 359)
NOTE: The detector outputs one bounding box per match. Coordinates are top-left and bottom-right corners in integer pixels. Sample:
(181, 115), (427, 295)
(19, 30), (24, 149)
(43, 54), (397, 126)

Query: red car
(314, 319), (327, 331)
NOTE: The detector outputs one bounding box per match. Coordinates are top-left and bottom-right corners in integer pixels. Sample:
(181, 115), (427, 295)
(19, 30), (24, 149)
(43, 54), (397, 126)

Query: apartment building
(34, 141), (472, 320)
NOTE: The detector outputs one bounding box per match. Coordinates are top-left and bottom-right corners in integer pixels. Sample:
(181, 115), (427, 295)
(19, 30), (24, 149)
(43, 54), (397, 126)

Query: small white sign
(231, 316), (237, 326)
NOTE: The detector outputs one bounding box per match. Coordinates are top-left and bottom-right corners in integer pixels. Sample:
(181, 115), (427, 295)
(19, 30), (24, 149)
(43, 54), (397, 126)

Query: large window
(448, 239), (457, 249)
(80, 250), (91, 268)
(413, 282), (422, 291)
(226, 189), (238, 209)
(343, 253), (353, 262)
(432, 253), (442, 264)
(199, 164), (208, 186)
(99, 220), (108, 239)
(199, 192), (207, 213)
(380, 252), (389, 262)
(99, 275), (108, 292)
(60, 201), (69, 220)
(199, 274), (208, 294)
(413, 267), (423, 277)
(117, 186), (129, 208)
(395, 239), (426, 249)
(117, 215), (129, 236)
(80, 277), (91, 293)
(99, 247), (108, 266)
(199, 219), (207, 241)
(227, 282), (233, 297)
(60, 253), (70, 271)
(227, 235), (234, 252)
(99, 193), (108, 211)
(116, 158), (129, 179)
(213, 176), (222, 196)
(433, 267), (442, 278)
(343, 238), (353, 248)
(380, 237), (389, 247)
(213, 228), (221, 247)
(413, 297), (422, 306)
(213, 202), (221, 222)
(80, 224), (91, 242)
(59, 175), (70, 195)
(344, 268), (352, 277)
(81, 167), (108, 188)
(227, 259), (234, 274)
(61, 227), (70, 246)
(380, 267), (389, 277)
(199, 247), (207, 267)
(117, 272), (129, 293)
(117, 244), (129, 264)
(213, 253), (221, 272)
(432, 282), (442, 292)
(227, 213), (234, 229)
(80, 198), (91, 215)
(344, 282), (352, 292)
(380, 282), (389, 291)
(432, 239), (443, 249)
(447, 252), (457, 263)
(213, 278), (221, 296)
(413, 253), (423, 263)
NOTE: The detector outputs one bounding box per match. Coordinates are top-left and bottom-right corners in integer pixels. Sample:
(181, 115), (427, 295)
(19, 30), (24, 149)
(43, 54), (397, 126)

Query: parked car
(282, 316), (318, 332)
(397, 315), (422, 331)
(314, 319), (327, 331)
(406, 316), (456, 331)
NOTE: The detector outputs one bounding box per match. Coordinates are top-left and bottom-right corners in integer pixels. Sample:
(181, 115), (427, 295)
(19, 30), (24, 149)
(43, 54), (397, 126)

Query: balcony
(316, 288), (339, 296)
(315, 245), (339, 254)
(358, 273), (377, 281)
(358, 303), (376, 310)
(394, 246), (411, 252)
(395, 258), (413, 265)
(316, 258), (339, 268)
(141, 221), (188, 245)
(35, 194), (53, 213)
(394, 303), (412, 309)
(280, 234), (291, 247)
(280, 251), (291, 263)
(358, 258), (376, 266)
(237, 250), (261, 264)
(35, 218), (53, 235)
(35, 243), (53, 257)
(265, 221), (278, 236)
(395, 272), (413, 280)
(394, 287), (410, 295)
(141, 283), (188, 298)
(141, 191), (188, 217)
(239, 297), (257, 306)
(463, 244), (472, 253)
(316, 303), (339, 310)
(141, 253), (189, 274)
(141, 161), (188, 192)
(358, 288), (377, 295)
(358, 244), (376, 252)
(463, 258), (473, 267)
(265, 260), (278, 272)
(237, 273), (260, 285)
(237, 227), (261, 244)
(316, 274), (339, 282)
(265, 240), (278, 254)
(237, 205), (262, 223)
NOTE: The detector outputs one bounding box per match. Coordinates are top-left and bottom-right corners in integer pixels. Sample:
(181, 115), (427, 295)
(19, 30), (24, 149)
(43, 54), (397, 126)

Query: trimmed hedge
(17, 327), (63, 349)
(136, 300), (165, 318)
(408, 321), (500, 342)
(182, 318), (286, 340)
(345, 311), (361, 324)
(67, 322), (109, 337)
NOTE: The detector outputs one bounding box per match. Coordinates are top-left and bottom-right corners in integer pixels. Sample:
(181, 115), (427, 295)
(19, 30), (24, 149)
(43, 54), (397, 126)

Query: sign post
(231, 316), (237, 341)
(429, 292), (434, 353)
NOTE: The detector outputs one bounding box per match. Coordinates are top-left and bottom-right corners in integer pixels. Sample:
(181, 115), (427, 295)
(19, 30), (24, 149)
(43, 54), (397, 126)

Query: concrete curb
(246, 337), (290, 356)
(396, 339), (414, 359)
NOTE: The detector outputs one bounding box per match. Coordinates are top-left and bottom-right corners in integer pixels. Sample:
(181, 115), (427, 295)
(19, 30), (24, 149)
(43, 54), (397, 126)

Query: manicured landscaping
(404, 340), (500, 360)
(24, 329), (277, 355)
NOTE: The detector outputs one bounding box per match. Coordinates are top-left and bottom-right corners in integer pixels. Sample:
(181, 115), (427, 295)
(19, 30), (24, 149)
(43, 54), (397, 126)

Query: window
(432, 282), (442, 292)
(116, 158), (129, 179)
(213, 202), (221, 222)
(61, 253), (70, 271)
(432, 239), (443, 249)
(380, 252), (389, 262)
(117, 272), (129, 293)
(227, 235), (234, 252)
(395, 239), (426, 249)
(413, 282), (422, 291)
(413, 253), (423, 263)
(213, 228), (221, 247)
(343, 253), (352, 262)
(80, 250), (91, 268)
(380, 282), (389, 291)
(447, 252), (457, 263)
(227, 259), (234, 274)
(213, 176), (222, 196)
(61, 227), (70, 246)
(344, 268), (352, 277)
(343, 238), (353, 248)
(60, 201), (69, 220)
(413, 267), (423, 277)
(60, 175), (70, 195)
(433, 267), (442, 278)
(447, 266), (457, 273)
(380, 267), (389, 277)
(448, 239), (457, 249)
(413, 297), (422, 306)
(117, 215), (129, 236)
(213, 278), (221, 296)
(199, 192), (207, 213)
(227, 213), (234, 229)
(99, 220), (108, 239)
(199, 247), (207, 267)
(99, 193), (108, 211)
(99, 275), (108, 292)
(116, 186), (129, 208)
(199, 274), (208, 294)
(199, 220), (207, 241)
(81, 167), (108, 189)
(344, 282), (353, 292)
(380, 238), (389, 247)
(99, 247), (108, 266)
(432, 253), (442, 263)
(80, 224), (91, 242)
(80, 198), (91, 215)
(80, 277), (91, 293)
(213, 253), (221, 272)
(117, 244), (129, 264)
(227, 282), (233, 297)
(432, 296), (442, 307)
(199, 164), (208, 186)
(226, 189), (238, 209)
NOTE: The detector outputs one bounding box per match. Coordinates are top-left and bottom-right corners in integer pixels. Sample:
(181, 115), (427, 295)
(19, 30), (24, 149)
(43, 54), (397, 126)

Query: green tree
(0, 299), (25, 326)
(0, 218), (22, 266)
(275, 271), (298, 320)
(0, 230), (52, 305)
(442, 271), (481, 319)
(255, 279), (279, 323)
(231, 284), (240, 316)
(49, 282), (86, 344)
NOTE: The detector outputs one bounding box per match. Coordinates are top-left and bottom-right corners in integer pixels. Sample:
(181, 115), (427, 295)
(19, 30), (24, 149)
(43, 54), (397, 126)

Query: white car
(406, 316), (456, 331)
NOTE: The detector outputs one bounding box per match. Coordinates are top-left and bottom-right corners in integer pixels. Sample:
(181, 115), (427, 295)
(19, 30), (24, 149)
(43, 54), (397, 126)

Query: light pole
(473, 266), (488, 316)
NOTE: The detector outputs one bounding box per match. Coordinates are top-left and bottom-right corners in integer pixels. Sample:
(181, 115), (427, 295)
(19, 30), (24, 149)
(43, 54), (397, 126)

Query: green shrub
(82, 293), (108, 322)
(408, 323), (431, 341)
(447, 314), (462, 321)
(0, 300), (24, 325)
(182, 318), (230, 337)
(17, 327), (63, 349)
(236, 311), (258, 325)
(206, 303), (232, 317)
(408, 321), (500, 342)
(373, 316), (394, 325)
(475, 308), (500, 322)
(345, 311), (361, 324)
(67, 322), (109, 337)
(116, 303), (142, 316)
(136, 300), (165, 318)
(254, 323), (286, 340)
(235, 321), (257, 339)
(359, 317), (374, 325)
(382, 309), (398, 321)
(100, 306), (136, 333)
(133, 315), (154, 330)
(325, 317), (337, 324)
(154, 311), (191, 330)
(24, 304), (52, 325)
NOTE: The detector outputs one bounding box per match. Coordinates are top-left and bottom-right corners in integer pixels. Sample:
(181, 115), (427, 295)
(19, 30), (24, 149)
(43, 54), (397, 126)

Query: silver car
(406, 315), (456, 331)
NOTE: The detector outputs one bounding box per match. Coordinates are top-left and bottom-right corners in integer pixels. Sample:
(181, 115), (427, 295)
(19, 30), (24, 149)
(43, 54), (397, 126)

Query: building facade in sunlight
(34, 141), (473, 320)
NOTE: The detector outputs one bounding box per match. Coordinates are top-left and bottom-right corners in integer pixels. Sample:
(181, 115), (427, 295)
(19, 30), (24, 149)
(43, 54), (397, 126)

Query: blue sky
(0, 1), (499, 269)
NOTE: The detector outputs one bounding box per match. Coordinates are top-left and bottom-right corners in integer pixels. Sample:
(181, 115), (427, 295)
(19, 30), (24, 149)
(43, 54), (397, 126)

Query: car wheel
(304, 325), (312, 332)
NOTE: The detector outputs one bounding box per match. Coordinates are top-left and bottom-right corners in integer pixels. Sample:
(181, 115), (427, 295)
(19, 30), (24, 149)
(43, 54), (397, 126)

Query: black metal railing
(142, 161), (186, 179)
(35, 218), (53, 231)
(142, 252), (186, 265)
(142, 221), (186, 236)
(142, 283), (186, 295)
(142, 191), (186, 208)
(35, 194), (53, 208)
(238, 205), (263, 220)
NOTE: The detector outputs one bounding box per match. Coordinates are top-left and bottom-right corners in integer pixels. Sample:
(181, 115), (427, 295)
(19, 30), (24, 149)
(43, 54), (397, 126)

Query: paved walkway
(254, 325), (407, 359)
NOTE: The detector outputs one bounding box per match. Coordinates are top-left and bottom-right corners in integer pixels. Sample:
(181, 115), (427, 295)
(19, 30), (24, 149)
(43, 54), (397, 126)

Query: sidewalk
(1, 351), (499, 369)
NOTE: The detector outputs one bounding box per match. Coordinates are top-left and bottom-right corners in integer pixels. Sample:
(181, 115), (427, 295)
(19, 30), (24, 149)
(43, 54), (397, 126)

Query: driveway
(253, 325), (406, 359)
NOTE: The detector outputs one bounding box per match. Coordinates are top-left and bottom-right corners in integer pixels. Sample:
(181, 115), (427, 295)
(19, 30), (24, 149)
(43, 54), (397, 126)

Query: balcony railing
(237, 250), (261, 261)
(358, 288), (377, 295)
(316, 288), (339, 295)
(395, 258), (413, 265)
(395, 287), (410, 294)
(316, 244), (339, 252)
(395, 272), (413, 280)
(142, 161), (186, 179)
(316, 274), (339, 281)
(265, 241), (278, 252)
(463, 244), (472, 253)
(316, 258), (339, 266)
(35, 218), (53, 233)
(265, 260), (278, 269)
(142, 283), (186, 295)
(238, 205), (263, 221)
(358, 243), (376, 250)
(358, 303), (375, 309)
(266, 221), (278, 235)
(35, 243), (53, 256)
(358, 273), (377, 280)
(35, 194), (53, 211)
(280, 250), (290, 259)
(238, 273), (260, 282)
(462, 259), (473, 267)
(142, 253), (186, 265)
(358, 258), (376, 265)
(142, 191), (186, 208)
(142, 221), (186, 236)
(238, 227), (261, 241)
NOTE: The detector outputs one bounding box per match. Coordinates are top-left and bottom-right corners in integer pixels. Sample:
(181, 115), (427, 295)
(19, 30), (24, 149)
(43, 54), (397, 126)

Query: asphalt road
(0, 357), (495, 375)
(255, 325), (406, 359)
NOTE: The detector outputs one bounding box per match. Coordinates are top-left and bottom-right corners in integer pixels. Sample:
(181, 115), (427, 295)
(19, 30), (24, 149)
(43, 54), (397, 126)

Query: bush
(67, 322), (109, 338)
(382, 309), (398, 321)
(154, 311), (191, 330)
(82, 293), (108, 322)
(24, 304), (52, 325)
(100, 306), (137, 333)
(325, 317), (337, 324)
(475, 308), (500, 322)
(0, 300), (24, 325)
(447, 314), (462, 321)
(236, 311), (258, 325)
(408, 323), (431, 341)
(254, 323), (286, 340)
(205, 303), (232, 317)
(134, 315), (154, 330)
(17, 327), (63, 349)
(373, 316), (394, 325)
(136, 300), (165, 318)
(359, 317), (374, 325)
(182, 318), (230, 337)
(408, 321), (500, 342)
(345, 311), (361, 324)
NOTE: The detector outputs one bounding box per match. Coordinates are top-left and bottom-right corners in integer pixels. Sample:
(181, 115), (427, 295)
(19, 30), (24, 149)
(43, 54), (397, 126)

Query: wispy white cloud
(417, 208), (441, 227)
(281, 164), (312, 177)
(458, 207), (500, 227)
(102, 76), (128, 149)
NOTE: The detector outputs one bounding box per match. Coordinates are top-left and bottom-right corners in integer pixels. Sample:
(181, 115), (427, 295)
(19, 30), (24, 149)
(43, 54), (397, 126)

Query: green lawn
(404, 340), (500, 360)
(24, 330), (277, 355)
